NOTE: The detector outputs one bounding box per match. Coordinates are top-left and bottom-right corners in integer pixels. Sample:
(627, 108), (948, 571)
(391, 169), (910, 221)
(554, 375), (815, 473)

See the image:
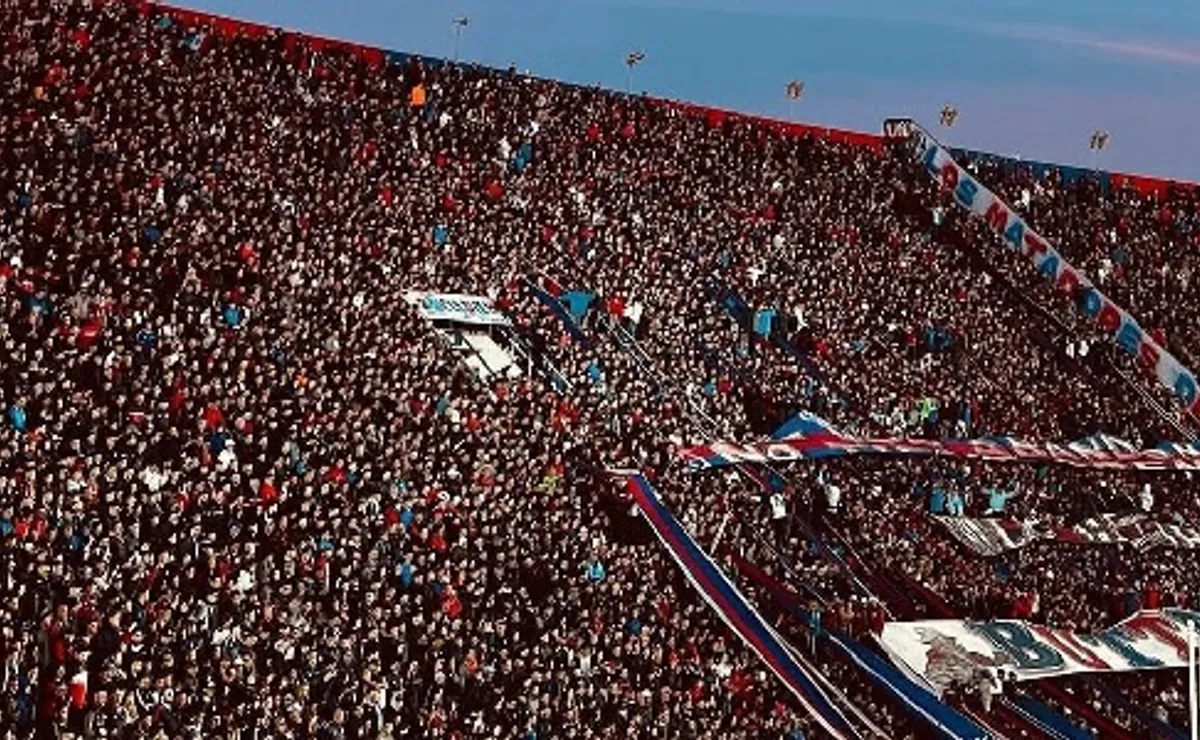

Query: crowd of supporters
(963, 153), (1200, 369)
(1, 1), (1199, 738)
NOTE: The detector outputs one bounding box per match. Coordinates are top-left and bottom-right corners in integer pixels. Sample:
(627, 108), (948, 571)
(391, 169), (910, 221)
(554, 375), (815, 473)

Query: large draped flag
(618, 471), (863, 740)
(771, 411), (842, 440)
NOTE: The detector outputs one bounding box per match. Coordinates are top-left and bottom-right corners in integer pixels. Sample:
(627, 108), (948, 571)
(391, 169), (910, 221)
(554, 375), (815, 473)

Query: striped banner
(620, 471), (863, 740)
(682, 426), (1200, 473)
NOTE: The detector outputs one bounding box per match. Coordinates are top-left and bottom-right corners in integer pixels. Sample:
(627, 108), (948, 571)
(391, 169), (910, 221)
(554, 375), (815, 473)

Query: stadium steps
(831, 628), (993, 739)
(1034, 680), (1136, 740)
(1087, 676), (1188, 739)
(729, 553), (993, 739)
(961, 703), (1026, 739)
(888, 569), (957, 618)
(528, 267), (896, 729)
(564, 273), (887, 608)
(684, 323), (924, 616)
(934, 185), (1195, 442)
(820, 522), (923, 619)
(700, 274), (889, 435)
(1004, 693), (1096, 740)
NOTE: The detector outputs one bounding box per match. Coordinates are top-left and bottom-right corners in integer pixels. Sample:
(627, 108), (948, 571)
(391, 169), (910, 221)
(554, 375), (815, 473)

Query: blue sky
(182, 0), (1200, 180)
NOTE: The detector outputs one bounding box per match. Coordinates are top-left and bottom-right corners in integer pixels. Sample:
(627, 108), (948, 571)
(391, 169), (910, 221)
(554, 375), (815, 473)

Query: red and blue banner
(619, 471), (864, 740)
(682, 414), (1200, 473)
(881, 609), (1200, 694)
(913, 130), (1200, 417)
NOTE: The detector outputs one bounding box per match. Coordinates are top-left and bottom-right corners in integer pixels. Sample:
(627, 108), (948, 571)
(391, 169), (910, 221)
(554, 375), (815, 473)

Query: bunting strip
(682, 415), (1200, 473)
(937, 513), (1200, 558)
(619, 471), (863, 740)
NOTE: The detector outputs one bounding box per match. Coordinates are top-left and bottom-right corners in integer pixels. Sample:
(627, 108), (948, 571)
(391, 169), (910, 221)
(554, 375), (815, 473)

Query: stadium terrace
(4, 1), (1200, 739)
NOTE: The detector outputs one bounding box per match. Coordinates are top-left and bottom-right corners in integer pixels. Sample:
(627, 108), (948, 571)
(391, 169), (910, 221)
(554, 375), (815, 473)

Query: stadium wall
(143, 1), (1192, 197)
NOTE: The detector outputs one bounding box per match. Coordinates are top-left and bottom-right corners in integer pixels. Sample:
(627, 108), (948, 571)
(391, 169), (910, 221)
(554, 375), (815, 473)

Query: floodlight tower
(625, 51), (645, 94)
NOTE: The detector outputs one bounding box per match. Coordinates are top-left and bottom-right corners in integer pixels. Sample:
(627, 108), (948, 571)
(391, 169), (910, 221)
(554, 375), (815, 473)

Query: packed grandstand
(6, 1), (1200, 738)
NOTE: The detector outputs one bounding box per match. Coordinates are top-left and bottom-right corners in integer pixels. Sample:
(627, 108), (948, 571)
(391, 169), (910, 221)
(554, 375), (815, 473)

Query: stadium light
(625, 51), (645, 94)
(452, 16), (469, 62)
(939, 105), (958, 128)
(1089, 129), (1110, 173)
(785, 79), (804, 121)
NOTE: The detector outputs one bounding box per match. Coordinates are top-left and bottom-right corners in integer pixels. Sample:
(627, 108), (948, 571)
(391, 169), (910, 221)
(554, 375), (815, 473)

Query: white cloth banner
(913, 133), (1200, 416)
(935, 517), (1038, 557)
(404, 291), (511, 326)
(880, 609), (1200, 696)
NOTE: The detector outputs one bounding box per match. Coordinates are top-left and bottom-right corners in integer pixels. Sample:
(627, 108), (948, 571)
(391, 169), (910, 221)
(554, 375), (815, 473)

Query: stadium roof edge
(145, 1), (1198, 195)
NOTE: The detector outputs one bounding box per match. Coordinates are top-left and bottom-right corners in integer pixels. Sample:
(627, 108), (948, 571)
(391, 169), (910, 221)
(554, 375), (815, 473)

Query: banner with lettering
(681, 418), (1200, 473)
(403, 291), (512, 326)
(912, 131), (1200, 416)
(879, 609), (1200, 696)
(938, 514), (1200, 557)
(882, 117), (917, 139)
(1064, 513), (1200, 549)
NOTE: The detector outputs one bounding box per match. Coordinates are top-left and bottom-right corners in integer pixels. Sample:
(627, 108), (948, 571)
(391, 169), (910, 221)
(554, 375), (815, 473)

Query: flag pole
(711, 512), (731, 552)
(1189, 623), (1198, 740)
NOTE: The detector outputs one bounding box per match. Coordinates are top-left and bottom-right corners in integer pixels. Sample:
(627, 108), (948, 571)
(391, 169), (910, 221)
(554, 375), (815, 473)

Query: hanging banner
(879, 609), (1200, 696)
(1064, 512), (1200, 549)
(938, 514), (1200, 557)
(618, 471), (863, 740)
(403, 291), (511, 326)
(680, 417), (1200, 473)
(911, 131), (1200, 416)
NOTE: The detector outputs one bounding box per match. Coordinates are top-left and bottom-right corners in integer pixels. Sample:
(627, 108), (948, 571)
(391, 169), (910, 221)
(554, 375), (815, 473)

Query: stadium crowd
(960, 152), (1200, 369)
(0, 0), (1197, 738)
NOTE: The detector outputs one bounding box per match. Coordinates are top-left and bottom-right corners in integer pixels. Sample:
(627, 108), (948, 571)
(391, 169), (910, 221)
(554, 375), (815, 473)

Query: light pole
(785, 79), (804, 121)
(625, 51), (645, 95)
(1089, 129), (1110, 173)
(452, 16), (469, 62)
